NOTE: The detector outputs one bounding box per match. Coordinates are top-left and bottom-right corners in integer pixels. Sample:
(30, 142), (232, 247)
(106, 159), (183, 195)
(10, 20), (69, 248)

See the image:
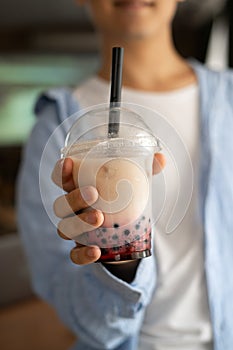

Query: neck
(98, 28), (196, 92)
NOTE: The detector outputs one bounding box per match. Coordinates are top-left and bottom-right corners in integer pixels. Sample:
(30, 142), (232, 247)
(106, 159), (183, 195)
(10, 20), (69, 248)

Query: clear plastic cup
(61, 105), (160, 262)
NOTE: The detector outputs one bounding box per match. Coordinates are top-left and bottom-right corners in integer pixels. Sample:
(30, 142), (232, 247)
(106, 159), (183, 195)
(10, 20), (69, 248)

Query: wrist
(102, 260), (140, 283)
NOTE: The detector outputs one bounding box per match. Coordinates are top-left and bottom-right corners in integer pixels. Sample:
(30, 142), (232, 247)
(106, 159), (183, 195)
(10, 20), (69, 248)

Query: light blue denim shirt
(16, 61), (233, 350)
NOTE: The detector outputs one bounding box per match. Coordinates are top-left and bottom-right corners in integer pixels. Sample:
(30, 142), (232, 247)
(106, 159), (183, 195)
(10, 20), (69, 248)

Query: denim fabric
(72, 335), (138, 350)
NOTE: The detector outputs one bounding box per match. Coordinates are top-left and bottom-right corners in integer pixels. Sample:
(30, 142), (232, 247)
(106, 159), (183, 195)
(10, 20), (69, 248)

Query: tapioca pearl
(96, 229), (103, 238)
(124, 229), (130, 236)
(113, 223), (119, 228)
(135, 224), (140, 230)
(141, 216), (146, 220)
(101, 238), (107, 245)
(102, 228), (107, 233)
(135, 235), (140, 240)
(112, 234), (118, 240)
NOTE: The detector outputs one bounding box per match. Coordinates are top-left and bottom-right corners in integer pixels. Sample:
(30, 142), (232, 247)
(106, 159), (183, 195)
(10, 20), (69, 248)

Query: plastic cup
(61, 105), (160, 262)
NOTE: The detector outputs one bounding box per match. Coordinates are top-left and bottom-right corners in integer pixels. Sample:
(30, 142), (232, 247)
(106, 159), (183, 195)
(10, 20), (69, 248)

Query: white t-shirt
(73, 76), (213, 350)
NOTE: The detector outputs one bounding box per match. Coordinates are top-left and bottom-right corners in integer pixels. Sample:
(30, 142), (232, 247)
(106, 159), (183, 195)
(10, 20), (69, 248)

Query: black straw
(108, 47), (124, 137)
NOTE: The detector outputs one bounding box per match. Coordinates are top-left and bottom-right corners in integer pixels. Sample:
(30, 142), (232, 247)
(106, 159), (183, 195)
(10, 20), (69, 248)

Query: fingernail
(82, 187), (96, 202)
(86, 211), (97, 224)
(87, 247), (96, 258)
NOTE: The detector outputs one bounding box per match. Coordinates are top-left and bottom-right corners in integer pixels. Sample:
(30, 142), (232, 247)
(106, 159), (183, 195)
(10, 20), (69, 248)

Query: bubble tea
(61, 105), (160, 262)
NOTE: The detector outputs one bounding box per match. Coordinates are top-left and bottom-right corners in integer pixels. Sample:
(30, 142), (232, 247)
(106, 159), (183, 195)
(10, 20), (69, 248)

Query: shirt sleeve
(16, 97), (157, 349)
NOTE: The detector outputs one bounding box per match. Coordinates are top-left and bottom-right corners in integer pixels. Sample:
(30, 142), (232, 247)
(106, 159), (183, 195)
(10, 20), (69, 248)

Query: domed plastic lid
(62, 105), (161, 157)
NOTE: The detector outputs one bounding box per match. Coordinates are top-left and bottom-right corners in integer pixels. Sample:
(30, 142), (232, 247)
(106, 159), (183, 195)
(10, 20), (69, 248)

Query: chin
(123, 31), (152, 41)
(111, 23), (160, 42)
(115, 12), (162, 38)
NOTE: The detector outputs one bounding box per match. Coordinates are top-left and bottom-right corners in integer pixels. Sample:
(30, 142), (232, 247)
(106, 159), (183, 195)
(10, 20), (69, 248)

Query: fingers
(54, 186), (98, 218)
(57, 206), (103, 264)
(153, 153), (166, 175)
(57, 209), (104, 240)
(70, 244), (101, 265)
(51, 158), (76, 192)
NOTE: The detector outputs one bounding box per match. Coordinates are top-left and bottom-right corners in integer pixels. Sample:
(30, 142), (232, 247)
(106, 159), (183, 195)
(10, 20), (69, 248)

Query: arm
(16, 98), (157, 349)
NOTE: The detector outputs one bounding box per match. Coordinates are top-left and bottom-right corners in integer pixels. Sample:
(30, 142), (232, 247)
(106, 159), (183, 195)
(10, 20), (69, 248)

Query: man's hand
(52, 158), (104, 264)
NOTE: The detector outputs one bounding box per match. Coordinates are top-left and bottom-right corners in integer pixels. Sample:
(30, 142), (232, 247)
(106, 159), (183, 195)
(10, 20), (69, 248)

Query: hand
(52, 153), (166, 266)
(52, 157), (104, 264)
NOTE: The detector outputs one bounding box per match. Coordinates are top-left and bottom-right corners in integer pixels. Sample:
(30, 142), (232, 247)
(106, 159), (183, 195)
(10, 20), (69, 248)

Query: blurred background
(0, 0), (232, 349)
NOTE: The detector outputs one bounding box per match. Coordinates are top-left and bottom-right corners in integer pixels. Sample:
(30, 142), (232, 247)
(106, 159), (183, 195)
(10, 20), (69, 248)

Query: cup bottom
(96, 231), (152, 262)
(97, 248), (151, 262)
